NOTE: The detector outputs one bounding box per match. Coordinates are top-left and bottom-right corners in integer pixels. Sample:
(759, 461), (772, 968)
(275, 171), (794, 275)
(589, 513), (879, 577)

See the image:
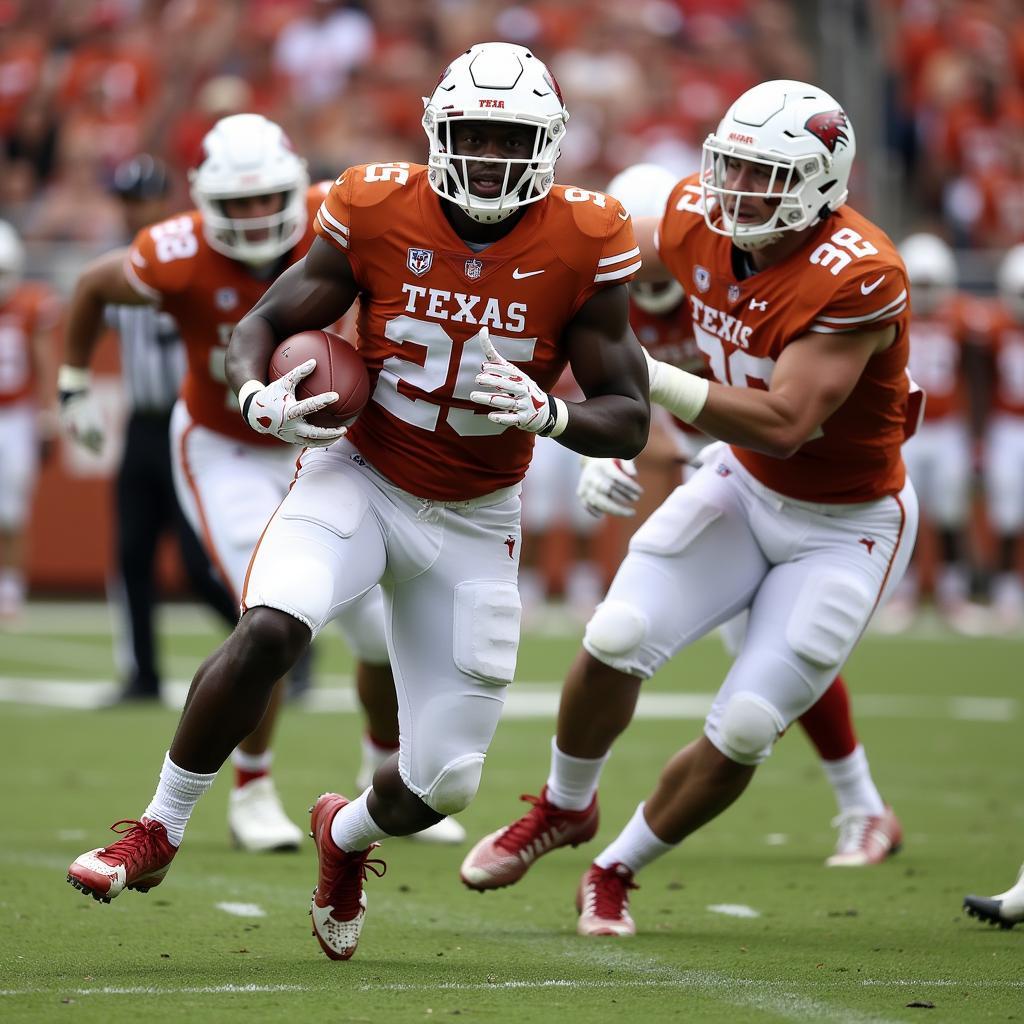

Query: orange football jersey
(0, 282), (60, 405)
(980, 300), (1024, 418)
(658, 174), (912, 503)
(314, 163), (639, 500)
(124, 183), (332, 444)
(905, 295), (977, 422)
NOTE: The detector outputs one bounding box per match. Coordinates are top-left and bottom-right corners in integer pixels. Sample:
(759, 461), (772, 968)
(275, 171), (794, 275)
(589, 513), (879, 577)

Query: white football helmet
(606, 163), (684, 314)
(998, 244), (1024, 324)
(189, 113), (309, 264)
(899, 233), (957, 316)
(422, 42), (568, 224)
(701, 80), (856, 251)
(0, 219), (24, 304)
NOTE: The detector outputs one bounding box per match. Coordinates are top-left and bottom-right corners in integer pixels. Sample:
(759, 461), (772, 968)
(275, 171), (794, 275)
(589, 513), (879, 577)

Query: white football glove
(58, 364), (105, 454)
(237, 359), (347, 448)
(469, 327), (568, 437)
(577, 456), (643, 517)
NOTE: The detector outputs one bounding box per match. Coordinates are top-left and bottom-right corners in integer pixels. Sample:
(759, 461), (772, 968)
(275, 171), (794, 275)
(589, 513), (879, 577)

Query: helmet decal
(542, 69), (564, 105)
(804, 110), (850, 153)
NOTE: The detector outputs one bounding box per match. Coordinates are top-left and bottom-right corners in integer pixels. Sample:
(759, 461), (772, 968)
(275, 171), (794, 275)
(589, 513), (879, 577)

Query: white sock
(594, 802), (675, 873)
(231, 748), (272, 774)
(329, 790), (390, 852)
(142, 752), (218, 847)
(545, 736), (608, 811)
(821, 744), (885, 816)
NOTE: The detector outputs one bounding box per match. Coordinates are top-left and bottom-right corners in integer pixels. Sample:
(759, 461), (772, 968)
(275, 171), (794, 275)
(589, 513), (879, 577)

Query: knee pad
(786, 575), (873, 669)
(422, 753), (485, 815)
(335, 587), (389, 665)
(584, 600), (648, 660)
(716, 691), (784, 764)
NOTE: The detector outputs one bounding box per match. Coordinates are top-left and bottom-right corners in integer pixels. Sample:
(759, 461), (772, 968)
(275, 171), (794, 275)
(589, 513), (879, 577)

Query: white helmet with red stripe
(189, 114), (309, 264)
(0, 219), (24, 303)
(606, 163), (684, 315)
(701, 80), (856, 251)
(422, 42), (568, 224)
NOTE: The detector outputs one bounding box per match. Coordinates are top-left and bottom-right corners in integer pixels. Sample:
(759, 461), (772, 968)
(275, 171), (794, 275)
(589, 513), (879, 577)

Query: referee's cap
(112, 154), (171, 201)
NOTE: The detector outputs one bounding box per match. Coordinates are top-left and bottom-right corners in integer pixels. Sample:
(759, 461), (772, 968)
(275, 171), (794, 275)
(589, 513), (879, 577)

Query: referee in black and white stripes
(105, 156), (237, 701)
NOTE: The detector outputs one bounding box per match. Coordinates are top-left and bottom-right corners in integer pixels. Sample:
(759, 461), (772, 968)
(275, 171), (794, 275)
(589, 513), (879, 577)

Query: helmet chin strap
(731, 229), (785, 252)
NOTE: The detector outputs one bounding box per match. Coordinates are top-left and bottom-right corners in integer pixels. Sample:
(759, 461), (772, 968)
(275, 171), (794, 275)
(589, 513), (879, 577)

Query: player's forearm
(556, 394), (650, 458)
(693, 384), (816, 458)
(226, 313), (278, 393)
(62, 281), (111, 369)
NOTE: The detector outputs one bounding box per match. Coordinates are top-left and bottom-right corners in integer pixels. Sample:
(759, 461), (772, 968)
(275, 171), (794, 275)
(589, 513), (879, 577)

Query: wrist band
(538, 394), (569, 438)
(57, 364), (90, 396)
(238, 379), (264, 424)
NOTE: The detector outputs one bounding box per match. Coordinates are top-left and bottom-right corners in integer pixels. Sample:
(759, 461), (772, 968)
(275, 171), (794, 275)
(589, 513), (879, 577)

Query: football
(267, 329), (370, 429)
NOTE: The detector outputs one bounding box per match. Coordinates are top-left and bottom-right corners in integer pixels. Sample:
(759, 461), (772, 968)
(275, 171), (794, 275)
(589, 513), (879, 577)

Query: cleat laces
(586, 865), (638, 921)
(495, 793), (558, 854)
(831, 810), (870, 853)
(324, 845), (386, 918)
(99, 819), (167, 871)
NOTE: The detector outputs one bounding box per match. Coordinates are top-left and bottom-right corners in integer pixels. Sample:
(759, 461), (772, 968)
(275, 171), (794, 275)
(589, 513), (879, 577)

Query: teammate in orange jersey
(0, 220), (60, 622)
(461, 81), (920, 936)
(978, 245), (1024, 630)
(577, 163), (904, 868)
(66, 44), (650, 961)
(875, 233), (986, 633)
(57, 114), (467, 856)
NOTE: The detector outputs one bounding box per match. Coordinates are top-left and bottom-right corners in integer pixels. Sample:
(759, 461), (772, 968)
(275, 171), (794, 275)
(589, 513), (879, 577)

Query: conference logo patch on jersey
(693, 266), (710, 293)
(215, 287), (238, 311)
(727, 284), (741, 303)
(804, 109), (850, 153)
(465, 258), (483, 281)
(407, 248), (434, 277)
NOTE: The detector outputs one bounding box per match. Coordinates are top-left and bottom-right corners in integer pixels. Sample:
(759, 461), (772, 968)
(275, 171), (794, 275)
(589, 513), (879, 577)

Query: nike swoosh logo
(512, 268), (545, 279)
(860, 275), (885, 295)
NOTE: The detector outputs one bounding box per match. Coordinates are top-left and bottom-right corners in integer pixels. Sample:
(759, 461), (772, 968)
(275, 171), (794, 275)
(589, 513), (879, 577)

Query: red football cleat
(826, 805), (903, 867)
(67, 818), (177, 902)
(576, 862), (638, 937)
(460, 786), (598, 891)
(309, 793), (386, 961)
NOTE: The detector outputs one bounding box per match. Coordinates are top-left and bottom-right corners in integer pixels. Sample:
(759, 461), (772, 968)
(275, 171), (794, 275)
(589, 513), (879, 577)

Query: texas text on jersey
(123, 183), (332, 444)
(658, 173), (912, 503)
(314, 162), (639, 500)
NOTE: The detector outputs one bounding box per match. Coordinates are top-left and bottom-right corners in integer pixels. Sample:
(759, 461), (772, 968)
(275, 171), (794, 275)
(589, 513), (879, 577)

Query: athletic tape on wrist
(539, 395), (569, 438)
(57, 364), (90, 399)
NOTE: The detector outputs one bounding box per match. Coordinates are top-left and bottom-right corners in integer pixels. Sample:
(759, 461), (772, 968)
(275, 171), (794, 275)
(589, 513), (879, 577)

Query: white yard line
(0, 677), (1016, 723)
(707, 903), (761, 918)
(214, 902), (266, 918)
(0, 984), (307, 996)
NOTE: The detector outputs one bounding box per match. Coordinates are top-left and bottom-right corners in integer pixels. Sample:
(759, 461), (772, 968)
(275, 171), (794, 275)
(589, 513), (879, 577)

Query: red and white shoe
(826, 806), (903, 867)
(67, 818), (177, 902)
(460, 786), (598, 891)
(576, 862), (638, 937)
(309, 793), (386, 961)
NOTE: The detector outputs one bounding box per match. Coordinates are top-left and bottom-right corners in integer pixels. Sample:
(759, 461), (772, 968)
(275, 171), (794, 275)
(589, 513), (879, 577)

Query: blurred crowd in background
(2, 0), (1024, 642)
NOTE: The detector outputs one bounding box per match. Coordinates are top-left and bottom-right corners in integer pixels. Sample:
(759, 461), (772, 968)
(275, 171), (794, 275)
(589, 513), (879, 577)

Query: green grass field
(1, 603), (1021, 1023)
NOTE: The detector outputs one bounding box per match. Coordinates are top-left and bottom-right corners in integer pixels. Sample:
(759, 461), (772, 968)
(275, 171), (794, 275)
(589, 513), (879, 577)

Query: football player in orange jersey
(0, 220), (60, 622)
(60, 114), (463, 860)
(66, 43), (650, 961)
(462, 81), (920, 937)
(980, 245), (1024, 630)
(576, 162), (905, 868)
(875, 233), (986, 633)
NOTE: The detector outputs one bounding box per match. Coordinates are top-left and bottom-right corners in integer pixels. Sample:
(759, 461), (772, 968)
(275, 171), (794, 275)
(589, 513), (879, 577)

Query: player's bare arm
(225, 236), (359, 392)
(691, 324), (896, 458)
(63, 248), (150, 368)
(631, 214), (670, 282)
(559, 283), (650, 457)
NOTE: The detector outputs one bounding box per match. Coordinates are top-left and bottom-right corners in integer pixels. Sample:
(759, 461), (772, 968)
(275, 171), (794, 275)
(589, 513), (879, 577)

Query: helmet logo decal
(542, 69), (564, 105)
(479, 99), (505, 108)
(804, 110), (850, 153)
(728, 132), (755, 145)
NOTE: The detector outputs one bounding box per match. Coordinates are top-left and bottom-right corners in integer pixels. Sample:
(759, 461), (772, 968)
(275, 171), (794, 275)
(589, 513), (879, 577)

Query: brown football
(267, 330), (370, 429)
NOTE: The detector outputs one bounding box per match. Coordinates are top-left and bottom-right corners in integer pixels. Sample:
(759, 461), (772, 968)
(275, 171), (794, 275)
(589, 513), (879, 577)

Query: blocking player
(66, 43), (650, 961)
(578, 162), (903, 867)
(57, 114), (447, 853)
(0, 220), (60, 622)
(461, 80), (920, 935)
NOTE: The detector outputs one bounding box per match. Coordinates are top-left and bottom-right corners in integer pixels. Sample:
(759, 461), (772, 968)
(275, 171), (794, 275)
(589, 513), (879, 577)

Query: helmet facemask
(701, 140), (831, 251)
(196, 188), (307, 266)
(423, 109), (565, 224)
